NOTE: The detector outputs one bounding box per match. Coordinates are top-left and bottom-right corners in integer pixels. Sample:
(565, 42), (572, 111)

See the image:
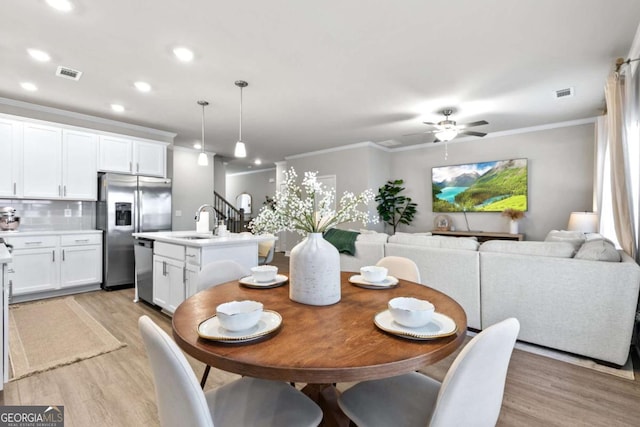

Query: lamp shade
(567, 212), (598, 233)
(435, 128), (458, 142)
(197, 152), (209, 166)
(234, 141), (247, 158)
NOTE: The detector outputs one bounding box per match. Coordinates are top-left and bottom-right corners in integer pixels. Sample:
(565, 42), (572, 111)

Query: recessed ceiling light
(173, 47), (194, 62)
(110, 104), (125, 113)
(46, 0), (73, 12)
(254, 159), (262, 165)
(134, 81), (151, 92)
(193, 143), (202, 149)
(27, 48), (51, 62)
(20, 82), (38, 91)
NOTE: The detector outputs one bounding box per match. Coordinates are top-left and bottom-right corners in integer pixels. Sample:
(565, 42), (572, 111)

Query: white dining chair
(195, 260), (251, 386)
(338, 317), (520, 427)
(196, 259), (250, 293)
(138, 315), (323, 427)
(376, 256), (421, 283)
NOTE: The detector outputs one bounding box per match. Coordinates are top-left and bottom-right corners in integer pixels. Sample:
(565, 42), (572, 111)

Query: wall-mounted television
(432, 158), (528, 212)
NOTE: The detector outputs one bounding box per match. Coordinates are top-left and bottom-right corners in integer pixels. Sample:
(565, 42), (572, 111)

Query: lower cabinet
(153, 255), (185, 314)
(4, 233), (102, 301)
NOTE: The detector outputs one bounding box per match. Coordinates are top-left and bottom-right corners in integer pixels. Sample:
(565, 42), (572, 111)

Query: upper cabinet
(62, 130), (98, 200)
(0, 118), (22, 198)
(22, 123), (63, 199)
(98, 136), (166, 177)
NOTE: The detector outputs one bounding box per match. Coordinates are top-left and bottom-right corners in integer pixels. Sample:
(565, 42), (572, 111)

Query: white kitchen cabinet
(153, 255), (185, 313)
(98, 135), (133, 173)
(22, 123), (63, 199)
(185, 263), (199, 298)
(60, 234), (102, 287)
(0, 118), (22, 198)
(62, 130), (98, 200)
(4, 233), (102, 301)
(133, 140), (166, 177)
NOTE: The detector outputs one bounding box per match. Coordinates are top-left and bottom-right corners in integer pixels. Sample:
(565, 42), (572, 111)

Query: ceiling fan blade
(459, 130), (487, 137)
(422, 122), (437, 126)
(402, 131), (429, 137)
(458, 120), (489, 129)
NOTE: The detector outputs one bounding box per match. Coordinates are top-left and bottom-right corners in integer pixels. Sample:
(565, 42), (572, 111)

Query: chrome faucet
(195, 204), (218, 226)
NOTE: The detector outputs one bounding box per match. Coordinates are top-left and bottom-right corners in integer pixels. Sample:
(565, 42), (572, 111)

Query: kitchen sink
(180, 235), (215, 240)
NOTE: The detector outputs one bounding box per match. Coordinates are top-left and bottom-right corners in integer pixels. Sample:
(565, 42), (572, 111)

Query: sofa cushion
(544, 230), (586, 252)
(437, 236), (480, 251)
(575, 239), (621, 262)
(356, 232), (389, 243)
(388, 234), (479, 251)
(480, 240), (576, 258)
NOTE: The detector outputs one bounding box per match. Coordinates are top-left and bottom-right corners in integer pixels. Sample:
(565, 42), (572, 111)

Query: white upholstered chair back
(429, 318), (520, 427)
(196, 260), (250, 293)
(376, 256), (421, 283)
(138, 315), (214, 427)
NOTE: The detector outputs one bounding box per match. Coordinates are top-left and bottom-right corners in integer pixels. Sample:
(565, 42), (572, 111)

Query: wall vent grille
(56, 66), (83, 81)
(554, 87), (574, 99)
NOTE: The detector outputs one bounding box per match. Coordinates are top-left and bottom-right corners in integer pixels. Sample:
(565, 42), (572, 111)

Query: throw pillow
(574, 239), (621, 262)
(544, 230), (586, 253)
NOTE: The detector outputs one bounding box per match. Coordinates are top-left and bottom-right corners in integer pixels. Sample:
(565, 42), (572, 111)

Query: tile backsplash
(0, 199), (95, 231)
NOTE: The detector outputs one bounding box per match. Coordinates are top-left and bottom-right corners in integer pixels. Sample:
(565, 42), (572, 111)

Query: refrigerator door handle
(134, 186), (140, 233)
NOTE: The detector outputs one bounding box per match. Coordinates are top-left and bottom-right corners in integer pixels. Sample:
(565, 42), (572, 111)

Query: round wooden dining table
(172, 271), (467, 427)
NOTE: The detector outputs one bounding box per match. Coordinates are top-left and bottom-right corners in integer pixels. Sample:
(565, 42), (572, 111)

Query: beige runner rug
(9, 296), (126, 381)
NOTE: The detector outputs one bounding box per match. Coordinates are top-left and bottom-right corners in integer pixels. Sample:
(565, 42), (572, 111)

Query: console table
(431, 230), (524, 242)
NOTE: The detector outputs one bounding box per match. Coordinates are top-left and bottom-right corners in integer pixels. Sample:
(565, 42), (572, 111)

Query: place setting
(197, 300), (283, 343)
(238, 265), (289, 289)
(349, 265), (399, 289)
(374, 296), (457, 340)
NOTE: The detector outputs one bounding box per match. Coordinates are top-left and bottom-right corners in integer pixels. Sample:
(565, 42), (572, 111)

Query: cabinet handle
(183, 266), (186, 284)
(13, 182), (16, 195)
(62, 249), (65, 261)
(9, 280), (13, 303)
(137, 162), (140, 173)
(52, 250), (55, 262)
(58, 185), (62, 196)
(25, 241), (42, 245)
(163, 261), (167, 276)
(186, 254), (196, 258)
(129, 161), (132, 172)
(74, 239), (90, 243)
(64, 185), (67, 197)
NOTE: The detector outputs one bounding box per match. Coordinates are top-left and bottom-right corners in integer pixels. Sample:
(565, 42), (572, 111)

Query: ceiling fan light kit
(234, 80), (248, 158)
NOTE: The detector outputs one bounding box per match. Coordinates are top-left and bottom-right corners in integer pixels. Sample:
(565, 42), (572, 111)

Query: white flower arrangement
(250, 168), (376, 235)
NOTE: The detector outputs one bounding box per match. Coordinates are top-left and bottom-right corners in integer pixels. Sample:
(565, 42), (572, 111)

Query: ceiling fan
(406, 109), (489, 142)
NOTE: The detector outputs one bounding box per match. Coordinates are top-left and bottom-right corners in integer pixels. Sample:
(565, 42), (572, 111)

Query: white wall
(390, 123), (595, 240)
(172, 149), (214, 231)
(226, 169), (277, 218)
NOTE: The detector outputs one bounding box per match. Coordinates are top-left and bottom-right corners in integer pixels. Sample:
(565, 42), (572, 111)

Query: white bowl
(251, 265), (278, 282)
(216, 300), (264, 331)
(360, 266), (388, 283)
(388, 297), (435, 328)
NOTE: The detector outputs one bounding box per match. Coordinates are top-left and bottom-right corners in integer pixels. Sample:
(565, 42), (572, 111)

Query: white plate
(239, 274), (289, 289)
(349, 274), (399, 289)
(374, 310), (457, 340)
(198, 310), (282, 342)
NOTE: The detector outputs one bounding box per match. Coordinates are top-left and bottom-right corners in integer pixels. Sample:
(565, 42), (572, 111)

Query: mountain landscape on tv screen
(432, 159), (528, 212)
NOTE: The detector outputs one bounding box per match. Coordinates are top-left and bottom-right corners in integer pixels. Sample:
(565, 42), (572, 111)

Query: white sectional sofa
(337, 230), (640, 366)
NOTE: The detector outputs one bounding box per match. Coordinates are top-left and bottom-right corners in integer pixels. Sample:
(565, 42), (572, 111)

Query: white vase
(509, 220), (519, 234)
(289, 233), (341, 306)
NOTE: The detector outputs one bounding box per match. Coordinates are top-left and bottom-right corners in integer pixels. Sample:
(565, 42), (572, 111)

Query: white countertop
(132, 231), (274, 247)
(0, 230), (102, 238)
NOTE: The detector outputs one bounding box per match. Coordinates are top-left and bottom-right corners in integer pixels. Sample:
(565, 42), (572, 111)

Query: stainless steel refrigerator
(97, 173), (172, 290)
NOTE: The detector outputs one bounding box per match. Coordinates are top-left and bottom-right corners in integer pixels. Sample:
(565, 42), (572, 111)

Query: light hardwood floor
(1, 252), (639, 426)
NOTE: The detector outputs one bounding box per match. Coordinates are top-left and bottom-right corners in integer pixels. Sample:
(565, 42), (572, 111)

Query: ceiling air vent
(554, 87), (574, 99)
(56, 66), (83, 81)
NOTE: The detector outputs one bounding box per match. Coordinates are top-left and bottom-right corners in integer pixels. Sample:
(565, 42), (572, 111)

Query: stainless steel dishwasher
(134, 239), (154, 304)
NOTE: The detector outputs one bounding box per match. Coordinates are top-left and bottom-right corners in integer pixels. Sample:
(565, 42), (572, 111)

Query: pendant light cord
(239, 85), (243, 142)
(201, 103), (206, 152)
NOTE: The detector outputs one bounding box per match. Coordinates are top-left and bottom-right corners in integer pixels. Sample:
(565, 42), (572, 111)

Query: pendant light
(234, 80), (248, 158)
(197, 100), (209, 166)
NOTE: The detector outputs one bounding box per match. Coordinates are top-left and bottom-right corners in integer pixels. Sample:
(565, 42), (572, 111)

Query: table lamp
(567, 212), (598, 233)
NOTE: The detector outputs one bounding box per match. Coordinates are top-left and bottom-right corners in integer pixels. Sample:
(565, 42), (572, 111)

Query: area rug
(467, 331), (634, 380)
(9, 297), (126, 381)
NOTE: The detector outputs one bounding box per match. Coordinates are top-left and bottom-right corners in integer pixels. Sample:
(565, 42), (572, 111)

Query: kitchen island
(132, 231), (274, 314)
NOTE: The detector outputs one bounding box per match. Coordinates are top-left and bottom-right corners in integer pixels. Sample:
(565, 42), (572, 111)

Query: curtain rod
(615, 57), (640, 72)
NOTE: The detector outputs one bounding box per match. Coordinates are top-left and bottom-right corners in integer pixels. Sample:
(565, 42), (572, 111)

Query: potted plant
(375, 179), (418, 234)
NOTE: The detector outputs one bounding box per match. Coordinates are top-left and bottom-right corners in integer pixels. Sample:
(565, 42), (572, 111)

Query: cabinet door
(10, 248), (59, 295)
(23, 123), (63, 198)
(152, 255), (185, 313)
(60, 245), (101, 287)
(185, 264), (200, 299)
(98, 135), (133, 173)
(0, 119), (22, 198)
(134, 141), (166, 177)
(62, 130), (98, 200)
